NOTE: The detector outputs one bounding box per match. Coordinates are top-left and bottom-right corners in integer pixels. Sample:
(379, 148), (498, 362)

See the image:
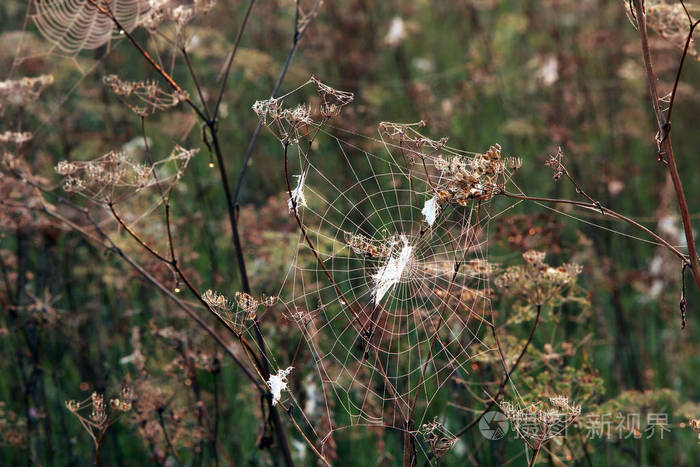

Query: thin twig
(212, 0), (257, 120)
(499, 191), (688, 263)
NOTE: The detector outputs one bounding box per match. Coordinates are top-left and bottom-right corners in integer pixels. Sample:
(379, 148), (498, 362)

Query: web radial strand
(276, 116), (500, 433)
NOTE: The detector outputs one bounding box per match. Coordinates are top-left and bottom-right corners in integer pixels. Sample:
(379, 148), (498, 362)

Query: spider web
(253, 78), (527, 459)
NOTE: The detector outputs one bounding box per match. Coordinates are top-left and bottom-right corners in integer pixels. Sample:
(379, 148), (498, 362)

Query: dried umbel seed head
(282, 104), (313, 126)
(252, 98), (283, 125)
(632, 1), (699, 58)
(110, 385), (134, 412)
(545, 147), (565, 181)
(140, 0), (217, 35)
(261, 295), (278, 308)
(202, 289), (231, 311)
(204, 289), (276, 334)
(280, 104), (316, 140)
(65, 399), (81, 413)
(419, 417), (457, 459)
(0, 131), (33, 146)
(690, 419), (700, 439)
(549, 395), (575, 411)
(310, 76), (354, 117)
(522, 250), (547, 268)
(90, 392), (107, 425)
(500, 396), (581, 446)
(103, 74), (189, 117)
(495, 250), (582, 305)
(505, 156), (523, 170)
(432, 144), (508, 204)
(344, 231), (393, 258)
(65, 384), (132, 446)
(437, 189), (453, 204)
(254, 99), (318, 143)
(234, 292), (262, 319)
(55, 145), (197, 204)
(0, 75), (54, 110)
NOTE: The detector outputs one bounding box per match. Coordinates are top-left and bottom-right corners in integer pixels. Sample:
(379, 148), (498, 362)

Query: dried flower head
(204, 289), (277, 333)
(253, 99), (317, 142)
(627, 0), (699, 58)
(432, 144), (507, 204)
(500, 396), (581, 447)
(252, 97), (283, 125)
(140, 0), (217, 38)
(344, 231), (393, 258)
(310, 76), (354, 117)
(505, 156), (523, 170)
(495, 250), (582, 305)
(203, 289), (245, 334)
(235, 291), (277, 320)
(235, 292), (260, 319)
(419, 418), (457, 459)
(65, 385), (132, 448)
(545, 147), (565, 181)
(0, 75), (53, 111)
(0, 131), (33, 146)
(378, 120), (448, 160)
(103, 75), (189, 117)
(55, 145), (197, 204)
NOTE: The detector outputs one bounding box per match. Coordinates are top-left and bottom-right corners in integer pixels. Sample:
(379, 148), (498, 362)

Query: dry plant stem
(83, 0), (255, 355)
(107, 203), (169, 262)
(285, 406), (332, 467)
(94, 432), (103, 466)
(403, 427), (415, 467)
(528, 445), (541, 467)
(182, 48), (211, 120)
(203, 10), (323, 459)
(212, 370), (220, 467)
(157, 410), (178, 461)
(197, 19), (296, 467)
(632, 0), (700, 291)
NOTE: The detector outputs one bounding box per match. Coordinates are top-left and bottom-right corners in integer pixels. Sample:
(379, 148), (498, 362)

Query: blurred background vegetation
(1, 0), (699, 465)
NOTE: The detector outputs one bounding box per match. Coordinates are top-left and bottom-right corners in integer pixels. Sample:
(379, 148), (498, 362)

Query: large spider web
(253, 79), (526, 458)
